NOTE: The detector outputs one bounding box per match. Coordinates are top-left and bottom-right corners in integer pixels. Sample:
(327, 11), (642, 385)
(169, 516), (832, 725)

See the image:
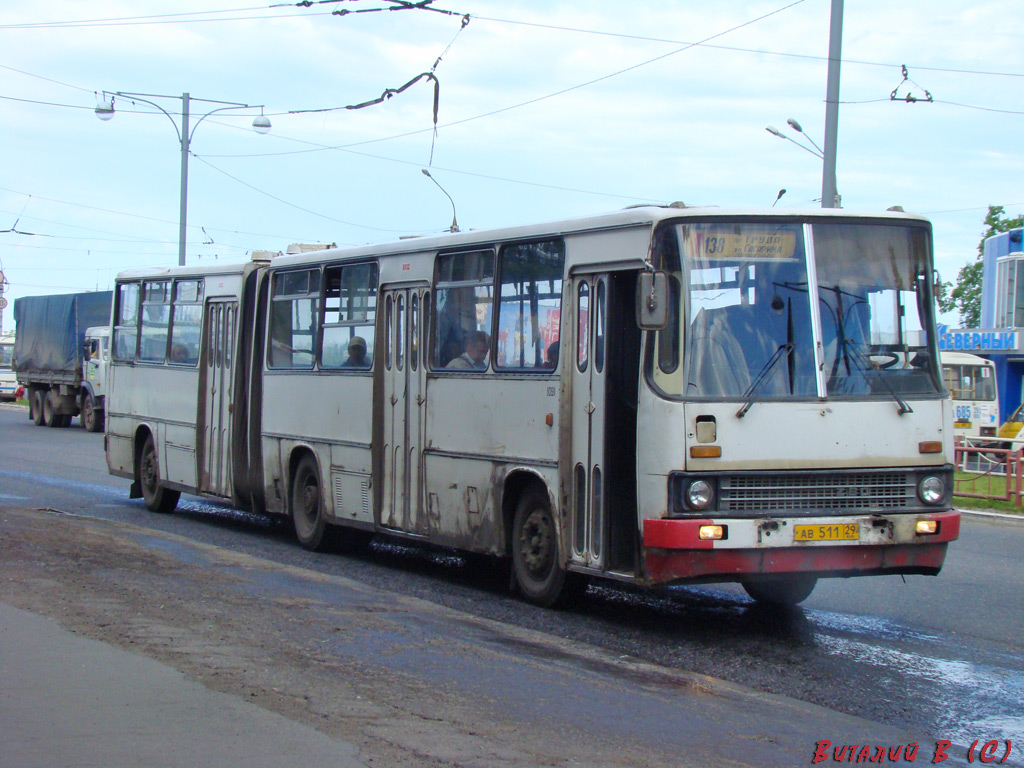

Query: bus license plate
(954, 420), (971, 429)
(793, 523), (860, 542)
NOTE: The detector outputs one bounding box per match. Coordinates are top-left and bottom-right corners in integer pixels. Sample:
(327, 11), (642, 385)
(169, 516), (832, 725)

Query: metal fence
(954, 437), (1024, 507)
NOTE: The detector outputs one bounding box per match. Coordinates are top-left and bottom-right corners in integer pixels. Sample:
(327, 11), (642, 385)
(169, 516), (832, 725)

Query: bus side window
(433, 249), (494, 370)
(321, 262), (377, 370)
(494, 239), (564, 371)
(139, 280), (171, 363)
(169, 279), (203, 366)
(268, 269), (319, 369)
(113, 282), (140, 362)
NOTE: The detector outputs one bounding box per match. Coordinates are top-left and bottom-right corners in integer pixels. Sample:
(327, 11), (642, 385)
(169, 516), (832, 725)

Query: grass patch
(954, 471), (1024, 514)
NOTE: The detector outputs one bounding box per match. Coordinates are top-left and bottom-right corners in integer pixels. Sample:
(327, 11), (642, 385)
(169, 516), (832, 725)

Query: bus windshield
(651, 220), (943, 400)
(0, 343), (12, 369)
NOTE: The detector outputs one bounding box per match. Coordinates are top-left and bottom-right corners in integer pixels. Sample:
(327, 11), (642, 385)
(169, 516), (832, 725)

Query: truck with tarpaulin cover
(13, 290), (113, 431)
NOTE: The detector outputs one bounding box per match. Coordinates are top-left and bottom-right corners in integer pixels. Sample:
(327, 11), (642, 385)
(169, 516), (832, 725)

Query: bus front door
(380, 285), (429, 536)
(198, 299), (237, 498)
(569, 275), (608, 570)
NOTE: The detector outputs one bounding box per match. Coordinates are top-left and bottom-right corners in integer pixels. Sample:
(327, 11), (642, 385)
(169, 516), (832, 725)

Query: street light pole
(178, 93), (191, 269)
(821, 0), (844, 209)
(96, 91), (271, 266)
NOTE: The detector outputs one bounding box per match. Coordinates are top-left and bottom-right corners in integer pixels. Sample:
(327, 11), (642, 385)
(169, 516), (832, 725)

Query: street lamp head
(786, 117), (804, 133)
(95, 95), (115, 121)
(252, 113), (271, 135)
(765, 125), (783, 138)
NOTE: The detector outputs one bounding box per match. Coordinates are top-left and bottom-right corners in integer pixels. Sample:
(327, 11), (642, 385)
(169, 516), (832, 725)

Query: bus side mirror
(637, 271), (669, 330)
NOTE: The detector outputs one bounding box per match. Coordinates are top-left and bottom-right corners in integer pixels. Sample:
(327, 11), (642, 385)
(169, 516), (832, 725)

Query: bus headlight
(918, 475), (945, 505)
(686, 479), (715, 510)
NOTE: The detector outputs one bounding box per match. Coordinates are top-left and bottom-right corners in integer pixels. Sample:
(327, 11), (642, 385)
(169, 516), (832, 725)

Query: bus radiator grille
(719, 472), (913, 513)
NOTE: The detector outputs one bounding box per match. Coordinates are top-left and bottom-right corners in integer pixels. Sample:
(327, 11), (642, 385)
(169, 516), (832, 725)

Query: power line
(3, 5), (1021, 81)
(193, 155), (413, 233)
(0, 187), (324, 246)
(468, 15), (1024, 80)
(0, 7), (308, 31)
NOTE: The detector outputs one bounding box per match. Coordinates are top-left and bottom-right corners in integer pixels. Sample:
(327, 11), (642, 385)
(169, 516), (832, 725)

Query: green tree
(938, 205), (1024, 327)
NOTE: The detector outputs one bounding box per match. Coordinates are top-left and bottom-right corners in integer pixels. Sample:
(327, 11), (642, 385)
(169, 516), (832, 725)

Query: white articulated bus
(106, 206), (959, 607)
(940, 351), (999, 439)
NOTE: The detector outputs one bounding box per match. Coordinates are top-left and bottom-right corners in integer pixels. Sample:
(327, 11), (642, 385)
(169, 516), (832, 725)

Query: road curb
(959, 507), (1024, 522)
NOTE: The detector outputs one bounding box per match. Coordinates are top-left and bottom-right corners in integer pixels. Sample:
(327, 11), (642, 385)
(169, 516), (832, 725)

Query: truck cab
(80, 326), (110, 432)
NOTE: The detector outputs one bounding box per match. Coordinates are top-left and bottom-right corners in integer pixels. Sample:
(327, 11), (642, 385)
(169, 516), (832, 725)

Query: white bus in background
(0, 332), (19, 402)
(105, 206), (959, 609)
(941, 351), (999, 439)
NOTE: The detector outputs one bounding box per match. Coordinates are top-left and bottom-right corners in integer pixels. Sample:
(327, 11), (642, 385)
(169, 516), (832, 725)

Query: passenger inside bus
(170, 343), (190, 364)
(544, 341), (559, 369)
(446, 331), (489, 370)
(341, 336), (368, 368)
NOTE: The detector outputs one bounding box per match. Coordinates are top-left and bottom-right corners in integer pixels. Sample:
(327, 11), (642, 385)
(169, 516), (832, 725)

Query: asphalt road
(2, 404), (1022, 764)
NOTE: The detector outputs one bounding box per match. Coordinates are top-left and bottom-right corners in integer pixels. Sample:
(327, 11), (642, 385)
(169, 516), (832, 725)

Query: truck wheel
(43, 391), (60, 428)
(137, 434), (180, 514)
(511, 486), (587, 608)
(30, 389), (46, 426)
(81, 394), (104, 433)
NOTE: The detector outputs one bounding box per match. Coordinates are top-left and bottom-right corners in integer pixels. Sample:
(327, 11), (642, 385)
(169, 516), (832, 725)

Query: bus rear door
(197, 299), (237, 497)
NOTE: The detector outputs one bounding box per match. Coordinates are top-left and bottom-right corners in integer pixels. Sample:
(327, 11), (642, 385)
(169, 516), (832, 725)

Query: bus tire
(511, 486), (584, 608)
(137, 433), (180, 514)
(742, 574), (817, 607)
(291, 454), (334, 552)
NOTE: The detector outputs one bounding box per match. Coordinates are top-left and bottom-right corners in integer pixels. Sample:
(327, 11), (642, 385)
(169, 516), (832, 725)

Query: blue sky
(2, 0), (1022, 332)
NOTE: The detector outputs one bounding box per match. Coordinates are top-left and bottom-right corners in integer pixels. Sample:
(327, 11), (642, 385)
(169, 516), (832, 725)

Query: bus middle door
(198, 299), (237, 498)
(569, 275), (607, 570)
(380, 285), (429, 536)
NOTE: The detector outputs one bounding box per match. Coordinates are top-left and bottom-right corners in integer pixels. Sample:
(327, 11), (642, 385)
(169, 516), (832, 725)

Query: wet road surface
(2, 404), (1022, 762)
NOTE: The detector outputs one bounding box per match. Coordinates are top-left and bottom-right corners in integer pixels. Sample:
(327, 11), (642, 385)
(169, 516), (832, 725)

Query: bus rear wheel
(742, 574), (818, 607)
(137, 434), (180, 514)
(511, 487), (585, 608)
(291, 454), (334, 552)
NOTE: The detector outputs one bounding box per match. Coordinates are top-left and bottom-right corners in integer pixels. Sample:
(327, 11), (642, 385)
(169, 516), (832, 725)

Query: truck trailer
(13, 291), (112, 431)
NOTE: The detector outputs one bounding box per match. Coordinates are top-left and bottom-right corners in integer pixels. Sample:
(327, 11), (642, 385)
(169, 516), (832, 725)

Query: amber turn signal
(690, 445), (722, 459)
(699, 524), (726, 540)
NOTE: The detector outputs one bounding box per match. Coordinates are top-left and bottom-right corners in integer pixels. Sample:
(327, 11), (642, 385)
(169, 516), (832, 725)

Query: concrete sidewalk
(0, 603), (366, 768)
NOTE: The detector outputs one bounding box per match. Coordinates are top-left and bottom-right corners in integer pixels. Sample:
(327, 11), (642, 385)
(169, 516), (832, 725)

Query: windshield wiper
(736, 343), (793, 418)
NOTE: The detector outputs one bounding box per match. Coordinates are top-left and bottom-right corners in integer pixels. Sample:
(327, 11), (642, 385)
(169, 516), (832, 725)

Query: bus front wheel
(742, 574), (817, 607)
(137, 434), (180, 514)
(511, 487), (586, 608)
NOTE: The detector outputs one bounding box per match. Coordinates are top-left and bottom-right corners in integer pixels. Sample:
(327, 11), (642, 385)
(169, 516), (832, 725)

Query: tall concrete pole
(178, 93), (191, 267)
(821, 0), (843, 208)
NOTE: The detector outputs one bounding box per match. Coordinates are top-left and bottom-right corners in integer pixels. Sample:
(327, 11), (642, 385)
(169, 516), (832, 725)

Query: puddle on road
(808, 610), (1024, 749)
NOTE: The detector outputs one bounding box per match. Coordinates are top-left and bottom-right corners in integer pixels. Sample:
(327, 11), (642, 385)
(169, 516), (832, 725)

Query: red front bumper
(641, 511), (960, 586)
